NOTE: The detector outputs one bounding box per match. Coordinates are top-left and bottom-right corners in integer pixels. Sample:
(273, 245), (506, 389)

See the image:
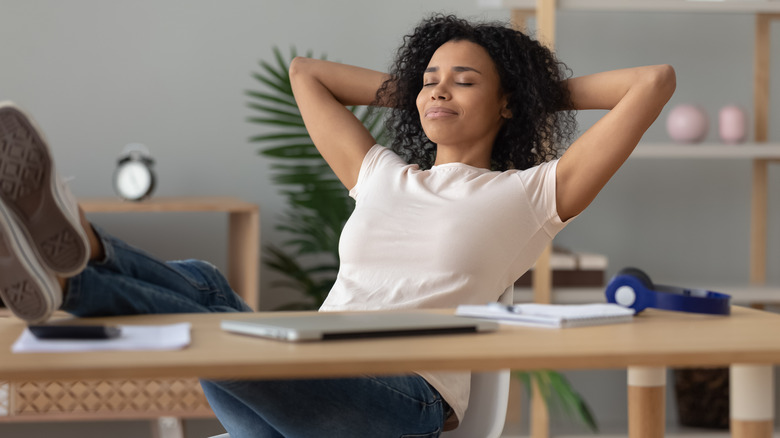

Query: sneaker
(0, 198), (61, 323)
(0, 102), (89, 276)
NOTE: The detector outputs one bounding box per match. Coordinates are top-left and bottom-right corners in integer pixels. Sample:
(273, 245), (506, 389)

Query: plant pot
(674, 367), (729, 429)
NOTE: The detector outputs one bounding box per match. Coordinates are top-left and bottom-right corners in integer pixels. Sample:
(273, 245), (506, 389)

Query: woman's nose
(430, 83), (450, 100)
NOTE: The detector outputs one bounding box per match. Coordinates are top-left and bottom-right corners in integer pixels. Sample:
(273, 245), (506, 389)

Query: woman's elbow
(649, 64), (676, 100)
(289, 57), (322, 87)
(288, 56), (308, 81)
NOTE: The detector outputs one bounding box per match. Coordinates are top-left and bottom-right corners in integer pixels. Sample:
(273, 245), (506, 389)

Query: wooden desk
(80, 196), (260, 310)
(1, 307), (778, 437)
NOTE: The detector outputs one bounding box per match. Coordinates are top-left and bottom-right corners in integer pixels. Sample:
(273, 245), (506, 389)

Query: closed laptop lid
(221, 312), (499, 342)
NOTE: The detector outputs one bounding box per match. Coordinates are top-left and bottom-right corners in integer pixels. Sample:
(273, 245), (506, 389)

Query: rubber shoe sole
(0, 103), (89, 276)
(0, 199), (61, 323)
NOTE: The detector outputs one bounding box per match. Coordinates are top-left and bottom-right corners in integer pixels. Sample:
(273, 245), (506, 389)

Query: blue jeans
(61, 227), (448, 438)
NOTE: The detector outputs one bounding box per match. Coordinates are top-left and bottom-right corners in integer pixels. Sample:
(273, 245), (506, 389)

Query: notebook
(455, 303), (635, 328)
(221, 312), (499, 342)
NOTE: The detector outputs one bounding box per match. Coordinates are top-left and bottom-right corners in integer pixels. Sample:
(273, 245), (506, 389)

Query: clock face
(115, 161), (153, 200)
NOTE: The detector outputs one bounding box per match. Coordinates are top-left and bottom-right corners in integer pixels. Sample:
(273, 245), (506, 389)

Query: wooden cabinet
(80, 196), (260, 311)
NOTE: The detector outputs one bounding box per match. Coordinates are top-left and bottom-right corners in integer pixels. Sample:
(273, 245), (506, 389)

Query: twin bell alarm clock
(113, 143), (156, 201)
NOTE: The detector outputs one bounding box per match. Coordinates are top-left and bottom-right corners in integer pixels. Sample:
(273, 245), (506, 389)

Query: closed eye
(424, 82), (472, 87)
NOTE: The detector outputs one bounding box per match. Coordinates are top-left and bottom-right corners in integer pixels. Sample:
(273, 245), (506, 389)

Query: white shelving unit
(515, 284), (780, 305)
(514, 142), (780, 306)
(479, 0), (780, 13)
(632, 142), (780, 160)
(483, 0), (780, 301)
(515, 143), (780, 307)
(479, 1), (780, 437)
(478, 1), (780, 299)
(481, 1), (780, 300)
(504, 422), (780, 438)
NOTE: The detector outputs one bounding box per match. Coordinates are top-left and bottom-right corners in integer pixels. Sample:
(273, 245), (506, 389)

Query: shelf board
(514, 284), (780, 304)
(80, 196), (259, 213)
(501, 422), (780, 437)
(514, 287), (604, 304)
(630, 143), (780, 159)
(479, 0), (780, 13)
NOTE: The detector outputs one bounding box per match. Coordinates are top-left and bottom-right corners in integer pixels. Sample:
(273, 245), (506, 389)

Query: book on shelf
(455, 303), (634, 328)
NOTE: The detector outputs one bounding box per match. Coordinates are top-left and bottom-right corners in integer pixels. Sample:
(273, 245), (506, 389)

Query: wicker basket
(674, 367), (729, 429)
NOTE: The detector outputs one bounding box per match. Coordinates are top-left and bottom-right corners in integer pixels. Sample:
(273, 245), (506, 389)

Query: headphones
(605, 267), (731, 315)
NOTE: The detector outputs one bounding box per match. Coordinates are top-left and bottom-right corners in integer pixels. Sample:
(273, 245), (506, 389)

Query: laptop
(220, 311), (499, 342)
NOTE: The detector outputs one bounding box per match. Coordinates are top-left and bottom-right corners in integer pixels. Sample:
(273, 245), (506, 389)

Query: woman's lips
(425, 106), (458, 119)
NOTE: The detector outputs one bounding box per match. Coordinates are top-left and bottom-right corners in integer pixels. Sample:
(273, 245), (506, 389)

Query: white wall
(0, 0), (509, 311)
(1, 0), (779, 435)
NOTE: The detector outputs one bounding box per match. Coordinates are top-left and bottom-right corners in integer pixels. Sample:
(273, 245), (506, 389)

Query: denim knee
(167, 259), (252, 312)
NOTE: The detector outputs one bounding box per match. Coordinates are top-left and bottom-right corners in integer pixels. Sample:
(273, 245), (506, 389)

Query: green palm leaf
(251, 72), (291, 97)
(246, 90), (298, 109)
(259, 59), (290, 90)
(249, 132), (311, 143)
(261, 144), (321, 159)
(514, 370), (599, 433)
(247, 117), (307, 128)
(246, 102), (301, 120)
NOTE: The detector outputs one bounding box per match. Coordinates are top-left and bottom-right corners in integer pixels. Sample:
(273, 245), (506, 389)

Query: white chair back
(441, 285), (513, 438)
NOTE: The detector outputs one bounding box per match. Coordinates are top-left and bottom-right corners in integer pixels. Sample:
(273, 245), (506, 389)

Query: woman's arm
(556, 65), (676, 221)
(289, 58), (392, 190)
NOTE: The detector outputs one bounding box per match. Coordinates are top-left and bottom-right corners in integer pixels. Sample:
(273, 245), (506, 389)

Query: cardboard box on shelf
(515, 248), (607, 288)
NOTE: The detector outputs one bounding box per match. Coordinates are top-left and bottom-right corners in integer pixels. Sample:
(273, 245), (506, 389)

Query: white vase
(718, 105), (747, 144)
(666, 104), (709, 143)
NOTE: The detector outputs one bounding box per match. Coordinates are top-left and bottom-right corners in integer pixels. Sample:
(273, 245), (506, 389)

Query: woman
(285, 13), (674, 436)
(0, 14), (674, 438)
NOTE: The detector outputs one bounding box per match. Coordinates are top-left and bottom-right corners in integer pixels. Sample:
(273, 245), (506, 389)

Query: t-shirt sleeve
(348, 144), (396, 200)
(517, 159), (577, 236)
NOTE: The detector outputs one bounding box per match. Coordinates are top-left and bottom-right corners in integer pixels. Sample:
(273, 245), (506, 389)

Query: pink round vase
(718, 105), (747, 144)
(666, 104), (709, 143)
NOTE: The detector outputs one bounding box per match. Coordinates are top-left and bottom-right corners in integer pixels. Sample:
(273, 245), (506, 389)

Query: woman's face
(416, 40), (509, 154)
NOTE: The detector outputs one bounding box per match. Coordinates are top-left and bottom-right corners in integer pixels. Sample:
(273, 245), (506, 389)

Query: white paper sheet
(11, 323), (191, 353)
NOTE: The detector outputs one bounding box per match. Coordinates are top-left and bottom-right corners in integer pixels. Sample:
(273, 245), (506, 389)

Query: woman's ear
(499, 95), (512, 119)
(501, 106), (513, 119)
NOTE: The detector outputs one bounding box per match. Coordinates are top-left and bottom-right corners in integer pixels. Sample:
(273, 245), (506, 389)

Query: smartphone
(28, 324), (122, 340)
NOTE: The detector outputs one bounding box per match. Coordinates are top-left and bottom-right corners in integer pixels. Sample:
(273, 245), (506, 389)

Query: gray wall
(1, 0), (779, 435)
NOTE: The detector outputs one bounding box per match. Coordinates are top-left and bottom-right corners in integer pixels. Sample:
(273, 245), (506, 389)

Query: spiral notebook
(455, 303), (635, 328)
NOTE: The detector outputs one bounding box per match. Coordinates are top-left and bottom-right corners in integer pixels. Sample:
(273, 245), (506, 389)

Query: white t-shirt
(320, 145), (573, 426)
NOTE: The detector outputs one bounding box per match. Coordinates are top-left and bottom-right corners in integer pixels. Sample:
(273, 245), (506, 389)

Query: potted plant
(247, 47), (597, 433)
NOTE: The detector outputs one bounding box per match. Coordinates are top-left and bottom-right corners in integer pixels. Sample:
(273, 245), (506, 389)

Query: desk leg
(628, 366), (666, 438)
(531, 378), (550, 438)
(730, 364), (773, 437)
(228, 209), (260, 311)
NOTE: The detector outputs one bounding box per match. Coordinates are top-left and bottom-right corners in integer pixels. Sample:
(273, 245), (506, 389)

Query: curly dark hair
(376, 14), (577, 171)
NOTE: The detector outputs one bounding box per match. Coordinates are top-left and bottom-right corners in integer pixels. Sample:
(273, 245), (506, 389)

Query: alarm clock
(113, 143), (156, 201)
